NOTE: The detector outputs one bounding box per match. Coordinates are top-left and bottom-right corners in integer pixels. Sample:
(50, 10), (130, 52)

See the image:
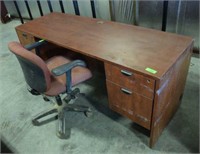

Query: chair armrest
(51, 60), (87, 93)
(24, 39), (46, 50)
(51, 60), (86, 76)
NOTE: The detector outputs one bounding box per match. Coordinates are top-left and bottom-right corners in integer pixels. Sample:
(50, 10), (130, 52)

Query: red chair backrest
(8, 42), (51, 93)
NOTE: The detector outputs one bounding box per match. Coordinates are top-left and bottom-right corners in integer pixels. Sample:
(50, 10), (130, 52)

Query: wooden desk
(15, 12), (193, 147)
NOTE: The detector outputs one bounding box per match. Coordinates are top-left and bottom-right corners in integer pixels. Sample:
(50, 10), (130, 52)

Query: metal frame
(12, 0), (168, 33)
(90, 0), (96, 18)
(162, 0), (169, 31)
(59, 0), (65, 13)
(24, 0), (33, 20)
(73, 0), (80, 15)
(47, 0), (53, 13)
(13, 0), (24, 24)
(37, 0), (43, 16)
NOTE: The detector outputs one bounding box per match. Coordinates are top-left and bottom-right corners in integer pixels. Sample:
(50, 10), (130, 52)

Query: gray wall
(111, 0), (199, 50)
(4, 0), (199, 50)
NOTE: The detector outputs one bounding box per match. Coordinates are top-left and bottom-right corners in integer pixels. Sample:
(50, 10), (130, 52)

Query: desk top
(16, 12), (193, 80)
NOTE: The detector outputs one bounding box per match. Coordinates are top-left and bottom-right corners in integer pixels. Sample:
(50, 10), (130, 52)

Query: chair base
(32, 89), (92, 139)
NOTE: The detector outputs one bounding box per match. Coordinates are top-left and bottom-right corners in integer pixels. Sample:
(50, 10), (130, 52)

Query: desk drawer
(16, 30), (35, 46)
(105, 63), (155, 99)
(106, 80), (152, 129)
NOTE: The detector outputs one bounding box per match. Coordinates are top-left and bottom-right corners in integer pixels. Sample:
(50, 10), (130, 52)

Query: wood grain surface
(16, 12), (193, 80)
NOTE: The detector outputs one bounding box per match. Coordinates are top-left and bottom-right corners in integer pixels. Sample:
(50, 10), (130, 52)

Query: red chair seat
(45, 56), (92, 96)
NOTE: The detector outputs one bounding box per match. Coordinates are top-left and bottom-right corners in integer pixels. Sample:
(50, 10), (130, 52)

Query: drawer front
(106, 80), (152, 129)
(16, 30), (35, 46)
(105, 63), (155, 99)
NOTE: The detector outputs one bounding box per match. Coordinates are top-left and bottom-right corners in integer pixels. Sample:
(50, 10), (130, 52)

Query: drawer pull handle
(121, 70), (132, 76)
(121, 88), (132, 95)
(22, 33), (27, 38)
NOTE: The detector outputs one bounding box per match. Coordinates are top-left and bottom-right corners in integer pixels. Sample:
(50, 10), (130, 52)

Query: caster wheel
(43, 97), (50, 101)
(84, 111), (93, 117)
(56, 131), (70, 139)
(79, 93), (85, 97)
(28, 88), (40, 95)
(32, 119), (40, 126)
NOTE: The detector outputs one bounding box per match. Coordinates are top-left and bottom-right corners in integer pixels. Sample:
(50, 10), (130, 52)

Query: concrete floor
(0, 20), (199, 153)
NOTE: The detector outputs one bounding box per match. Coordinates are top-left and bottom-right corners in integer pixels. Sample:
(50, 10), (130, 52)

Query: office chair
(8, 40), (92, 139)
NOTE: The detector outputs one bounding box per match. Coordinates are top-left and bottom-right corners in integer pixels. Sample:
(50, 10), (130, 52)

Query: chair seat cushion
(45, 56), (92, 96)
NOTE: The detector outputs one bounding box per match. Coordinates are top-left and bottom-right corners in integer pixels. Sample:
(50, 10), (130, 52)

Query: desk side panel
(16, 29), (35, 46)
(149, 42), (193, 147)
(16, 29), (37, 53)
